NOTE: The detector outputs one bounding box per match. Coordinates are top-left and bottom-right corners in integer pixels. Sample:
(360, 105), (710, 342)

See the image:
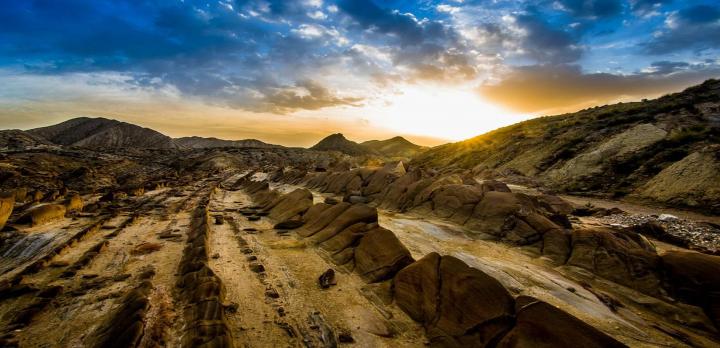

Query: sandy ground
(207, 187), (426, 347)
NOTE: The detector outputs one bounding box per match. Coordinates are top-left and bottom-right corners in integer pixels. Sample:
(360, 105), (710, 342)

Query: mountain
(0, 130), (55, 149)
(361, 136), (427, 158)
(310, 133), (377, 156)
(413, 79), (720, 212)
(175, 136), (279, 149)
(28, 117), (181, 149)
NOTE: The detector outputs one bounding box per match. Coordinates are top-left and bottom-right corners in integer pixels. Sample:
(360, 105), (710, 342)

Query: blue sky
(1, 0), (719, 145)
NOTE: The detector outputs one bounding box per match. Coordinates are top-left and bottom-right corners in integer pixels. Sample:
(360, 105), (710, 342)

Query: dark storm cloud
(479, 62), (720, 113)
(642, 4), (720, 54)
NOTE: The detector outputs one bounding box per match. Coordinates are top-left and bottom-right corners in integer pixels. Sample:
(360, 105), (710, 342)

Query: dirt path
(207, 187), (426, 347)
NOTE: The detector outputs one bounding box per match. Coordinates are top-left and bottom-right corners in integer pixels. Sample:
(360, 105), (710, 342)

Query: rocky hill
(175, 136), (279, 149)
(361, 136), (427, 158)
(0, 130), (55, 149)
(28, 117), (181, 149)
(310, 133), (378, 156)
(413, 79), (720, 212)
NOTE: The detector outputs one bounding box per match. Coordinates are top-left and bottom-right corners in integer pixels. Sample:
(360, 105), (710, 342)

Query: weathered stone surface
(64, 194), (84, 212)
(429, 256), (515, 346)
(298, 202), (351, 237)
(309, 204), (377, 244)
(0, 192), (14, 231)
(661, 251), (720, 327)
(541, 228), (571, 264)
(267, 188), (313, 222)
(496, 296), (626, 348)
(18, 204), (67, 226)
(567, 227), (661, 294)
(394, 252), (440, 323)
(430, 184), (484, 223)
(319, 222), (368, 253)
(354, 227), (414, 283)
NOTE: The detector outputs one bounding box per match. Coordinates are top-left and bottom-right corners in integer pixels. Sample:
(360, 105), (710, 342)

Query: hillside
(175, 136), (279, 149)
(413, 79), (720, 212)
(310, 133), (377, 156)
(28, 117), (181, 149)
(361, 136), (427, 158)
(0, 130), (55, 149)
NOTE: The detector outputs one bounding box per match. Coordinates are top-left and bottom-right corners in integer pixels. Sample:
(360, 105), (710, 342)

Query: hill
(412, 79), (720, 212)
(175, 136), (279, 149)
(28, 117), (181, 149)
(361, 136), (427, 158)
(0, 130), (55, 149)
(310, 133), (377, 156)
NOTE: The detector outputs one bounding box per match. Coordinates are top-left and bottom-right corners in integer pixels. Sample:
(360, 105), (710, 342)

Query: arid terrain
(1, 80), (720, 348)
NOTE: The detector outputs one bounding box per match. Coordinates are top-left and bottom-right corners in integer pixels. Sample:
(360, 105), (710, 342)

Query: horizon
(4, 78), (715, 148)
(1, 1), (719, 146)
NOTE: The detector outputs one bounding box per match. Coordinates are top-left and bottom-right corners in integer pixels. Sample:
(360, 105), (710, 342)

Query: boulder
(429, 256), (516, 346)
(354, 227), (414, 282)
(661, 251), (720, 327)
(567, 227), (661, 295)
(64, 194), (84, 212)
(541, 228), (571, 264)
(496, 296), (626, 348)
(268, 188), (313, 222)
(319, 222), (368, 253)
(394, 252), (441, 323)
(18, 204), (67, 226)
(302, 203), (331, 223)
(298, 202), (351, 237)
(479, 179), (511, 193)
(0, 193), (14, 231)
(308, 204), (378, 244)
(430, 184), (484, 224)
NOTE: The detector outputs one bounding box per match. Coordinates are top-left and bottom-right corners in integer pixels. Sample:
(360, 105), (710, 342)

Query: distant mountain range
(310, 133), (427, 158)
(0, 118), (425, 159)
(174, 136), (279, 149)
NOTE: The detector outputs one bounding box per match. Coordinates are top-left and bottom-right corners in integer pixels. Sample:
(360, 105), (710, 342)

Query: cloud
(554, 0), (623, 18)
(513, 12), (584, 63)
(642, 4), (720, 54)
(255, 80), (363, 114)
(478, 63), (720, 114)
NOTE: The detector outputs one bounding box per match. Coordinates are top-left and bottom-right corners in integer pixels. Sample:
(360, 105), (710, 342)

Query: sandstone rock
(567, 227), (661, 294)
(267, 188), (313, 222)
(18, 204), (67, 226)
(319, 222), (368, 253)
(64, 194), (84, 212)
(308, 204), (377, 244)
(318, 269), (336, 289)
(0, 192), (14, 231)
(394, 252), (441, 323)
(496, 296), (626, 348)
(479, 179), (511, 193)
(354, 227), (414, 282)
(430, 184), (484, 224)
(661, 251), (720, 327)
(298, 202), (351, 237)
(430, 255), (516, 346)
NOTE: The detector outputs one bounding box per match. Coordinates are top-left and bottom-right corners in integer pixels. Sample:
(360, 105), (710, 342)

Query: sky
(1, 0), (719, 147)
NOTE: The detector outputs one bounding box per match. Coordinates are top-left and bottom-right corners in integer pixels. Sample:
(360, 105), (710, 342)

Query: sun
(372, 85), (528, 141)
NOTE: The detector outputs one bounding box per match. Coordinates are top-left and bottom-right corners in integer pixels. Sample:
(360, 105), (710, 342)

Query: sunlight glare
(373, 85), (528, 141)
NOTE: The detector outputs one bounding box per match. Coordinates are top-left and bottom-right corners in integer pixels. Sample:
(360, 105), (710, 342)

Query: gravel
(599, 213), (720, 251)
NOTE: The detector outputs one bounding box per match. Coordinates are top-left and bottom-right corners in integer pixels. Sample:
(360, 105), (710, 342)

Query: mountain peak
(310, 133), (374, 156)
(28, 117), (181, 149)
